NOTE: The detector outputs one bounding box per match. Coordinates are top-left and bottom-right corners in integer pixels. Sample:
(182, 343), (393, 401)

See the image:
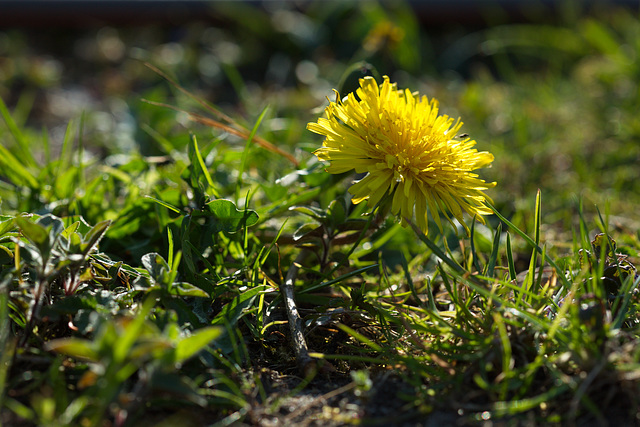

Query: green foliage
(1, 2), (640, 426)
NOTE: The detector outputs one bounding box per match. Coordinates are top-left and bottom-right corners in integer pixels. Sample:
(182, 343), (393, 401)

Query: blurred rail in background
(0, 0), (638, 28)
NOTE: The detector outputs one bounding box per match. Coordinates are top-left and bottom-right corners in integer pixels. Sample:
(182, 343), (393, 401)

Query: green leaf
(0, 217), (16, 239)
(149, 371), (207, 407)
(60, 216), (92, 235)
(174, 326), (223, 363)
(107, 200), (152, 240)
(16, 241), (43, 269)
(290, 205), (327, 221)
(44, 338), (100, 362)
(141, 252), (173, 286)
(211, 285), (267, 326)
(180, 217), (197, 276)
(129, 337), (173, 361)
(113, 297), (156, 364)
(4, 397), (35, 421)
(327, 198), (347, 227)
(37, 214), (65, 244)
(81, 220), (111, 256)
(581, 18), (621, 56)
(183, 240), (220, 284)
(167, 282), (209, 298)
(59, 397), (90, 426)
(293, 223), (321, 242)
(63, 221), (81, 238)
(42, 295), (98, 316)
(197, 199), (259, 234)
(15, 216), (49, 248)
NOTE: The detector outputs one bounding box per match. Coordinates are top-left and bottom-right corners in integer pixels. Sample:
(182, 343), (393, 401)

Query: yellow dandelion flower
(307, 76), (496, 235)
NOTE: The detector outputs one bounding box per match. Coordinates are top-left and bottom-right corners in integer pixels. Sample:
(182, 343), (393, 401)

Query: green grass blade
(486, 222), (502, 278)
(0, 96), (35, 168)
(236, 105), (269, 202)
(183, 239), (220, 283)
(0, 143), (38, 189)
(167, 227), (175, 270)
(4, 397), (35, 422)
(76, 112), (86, 191)
(612, 274), (640, 329)
(406, 219), (465, 275)
(174, 326), (223, 363)
(399, 252), (424, 309)
(144, 195), (181, 214)
(41, 126), (51, 165)
(492, 312), (513, 400)
(533, 245), (547, 297)
(424, 276), (438, 312)
(469, 218), (483, 273)
(352, 222), (402, 259)
(506, 232), (517, 281)
(12, 89), (36, 129)
(577, 197), (591, 250)
(54, 120), (76, 193)
(141, 122), (179, 156)
(300, 264), (379, 294)
(211, 286), (267, 327)
(337, 324), (383, 352)
(492, 384), (570, 417)
(488, 201), (570, 289)
(222, 62), (247, 102)
(191, 134), (219, 198)
(256, 218), (288, 267)
(527, 189), (542, 297)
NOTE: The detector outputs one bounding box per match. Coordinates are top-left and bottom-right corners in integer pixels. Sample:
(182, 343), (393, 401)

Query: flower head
(307, 76), (496, 235)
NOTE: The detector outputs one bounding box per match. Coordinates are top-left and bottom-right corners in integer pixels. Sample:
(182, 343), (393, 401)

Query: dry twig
(281, 250), (315, 375)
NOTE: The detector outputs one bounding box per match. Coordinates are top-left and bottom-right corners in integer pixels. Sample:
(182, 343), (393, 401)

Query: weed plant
(1, 2), (640, 426)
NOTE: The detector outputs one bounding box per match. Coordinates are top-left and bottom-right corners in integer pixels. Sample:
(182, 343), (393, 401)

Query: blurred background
(1, 0), (639, 234)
